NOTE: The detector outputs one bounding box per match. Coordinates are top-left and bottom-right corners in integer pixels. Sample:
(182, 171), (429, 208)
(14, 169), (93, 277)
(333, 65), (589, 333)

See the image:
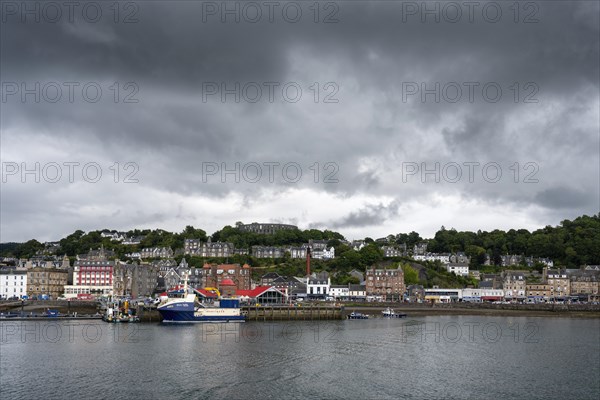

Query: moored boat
(347, 312), (369, 319)
(102, 300), (139, 323)
(382, 307), (407, 318)
(158, 276), (245, 323)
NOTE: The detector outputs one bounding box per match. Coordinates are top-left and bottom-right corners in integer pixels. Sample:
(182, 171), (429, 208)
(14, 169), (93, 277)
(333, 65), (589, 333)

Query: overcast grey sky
(1, 0), (599, 242)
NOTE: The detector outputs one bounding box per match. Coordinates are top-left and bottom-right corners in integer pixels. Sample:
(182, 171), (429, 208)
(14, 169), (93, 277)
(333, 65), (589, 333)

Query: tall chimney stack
(306, 246), (311, 277)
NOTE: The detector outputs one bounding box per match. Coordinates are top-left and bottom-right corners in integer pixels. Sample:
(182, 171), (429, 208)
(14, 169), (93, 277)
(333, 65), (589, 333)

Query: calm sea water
(1, 316), (599, 399)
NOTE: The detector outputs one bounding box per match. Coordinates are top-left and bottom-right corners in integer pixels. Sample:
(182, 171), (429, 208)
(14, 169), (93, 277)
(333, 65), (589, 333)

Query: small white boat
(347, 312), (368, 319)
(382, 308), (407, 318)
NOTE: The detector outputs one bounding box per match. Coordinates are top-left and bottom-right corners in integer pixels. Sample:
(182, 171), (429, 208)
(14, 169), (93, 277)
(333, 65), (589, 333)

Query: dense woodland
(1, 215), (599, 285)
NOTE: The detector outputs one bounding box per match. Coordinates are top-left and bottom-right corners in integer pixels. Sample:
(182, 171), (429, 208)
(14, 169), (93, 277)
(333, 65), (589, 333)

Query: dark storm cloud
(1, 0), (598, 241)
(330, 200), (401, 229)
(534, 187), (592, 210)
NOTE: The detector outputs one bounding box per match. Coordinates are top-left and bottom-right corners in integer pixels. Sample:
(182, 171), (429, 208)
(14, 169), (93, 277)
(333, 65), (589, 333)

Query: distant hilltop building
(381, 246), (403, 258)
(500, 255), (554, 268)
(77, 246), (115, 261)
(184, 238), (234, 257)
(413, 242), (428, 255)
(308, 240), (335, 260)
(252, 246), (285, 259)
(100, 230), (144, 245)
(100, 230), (126, 241)
(236, 222), (298, 235)
(140, 247), (174, 259)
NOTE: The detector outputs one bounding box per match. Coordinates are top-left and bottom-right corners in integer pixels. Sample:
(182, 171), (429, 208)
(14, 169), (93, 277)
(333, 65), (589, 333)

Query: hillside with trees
(423, 214), (600, 268)
(1, 214), (598, 272)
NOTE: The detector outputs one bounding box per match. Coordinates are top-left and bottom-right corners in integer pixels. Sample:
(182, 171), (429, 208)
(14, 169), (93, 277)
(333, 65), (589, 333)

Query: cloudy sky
(1, 0), (599, 242)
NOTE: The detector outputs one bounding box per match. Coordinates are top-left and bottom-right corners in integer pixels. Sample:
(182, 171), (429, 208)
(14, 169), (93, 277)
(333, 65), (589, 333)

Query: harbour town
(2, 218), (599, 321)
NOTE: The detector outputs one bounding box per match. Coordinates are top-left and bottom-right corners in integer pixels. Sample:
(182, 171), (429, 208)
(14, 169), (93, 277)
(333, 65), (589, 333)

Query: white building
(329, 285), (349, 300)
(382, 246), (403, 257)
(63, 285), (112, 298)
(351, 240), (366, 251)
(100, 230), (126, 241)
(286, 246), (307, 259)
(0, 270), (27, 299)
(424, 288), (462, 303)
(307, 277), (330, 297)
(312, 246), (335, 260)
(446, 263), (469, 277)
(462, 288), (505, 302)
(413, 253), (451, 264)
(348, 284), (367, 300)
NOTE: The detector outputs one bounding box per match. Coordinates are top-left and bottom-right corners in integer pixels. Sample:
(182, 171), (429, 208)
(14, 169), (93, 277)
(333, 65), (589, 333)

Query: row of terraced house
(183, 238), (335, 259)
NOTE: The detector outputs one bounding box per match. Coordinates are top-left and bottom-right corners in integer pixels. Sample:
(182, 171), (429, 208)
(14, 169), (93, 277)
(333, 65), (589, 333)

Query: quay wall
(243, 305), (343, 321)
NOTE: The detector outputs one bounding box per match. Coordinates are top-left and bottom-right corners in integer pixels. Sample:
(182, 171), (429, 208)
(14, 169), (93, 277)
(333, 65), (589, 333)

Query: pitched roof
(261, 272), (281, 279)
(236, 286), (285, 298)
(194, 288), (218, 298)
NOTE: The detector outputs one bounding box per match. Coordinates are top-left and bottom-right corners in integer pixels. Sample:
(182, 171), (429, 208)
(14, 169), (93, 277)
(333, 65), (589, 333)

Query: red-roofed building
(219, 278), (237, 296)
(193, 288), (219, 299)
(236, 286), (287, 304)
(200, 263), (251, 291)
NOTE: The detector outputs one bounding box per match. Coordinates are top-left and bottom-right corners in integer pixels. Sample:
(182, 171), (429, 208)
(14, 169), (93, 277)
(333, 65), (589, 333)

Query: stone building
(525, 283), (551, 299)
(237, 222), (298, 235)
(200, 263), (251, 291)
(365, 262), (406, 302)
(26, 267), (68, 299)
(184, 238), (234, 257)
(382, 246), (403, 258)
(502, 270), (527, 300)
(140, 247), (174, 259)
(252, 246), (285, 258)
(545, 268), (570, 299)
(568, 269), (600, 301)
(113, 262), (159, 297)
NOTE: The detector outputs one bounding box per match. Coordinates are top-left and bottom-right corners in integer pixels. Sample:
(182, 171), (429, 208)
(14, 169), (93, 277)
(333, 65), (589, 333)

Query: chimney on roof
(306, 246), (311, 277)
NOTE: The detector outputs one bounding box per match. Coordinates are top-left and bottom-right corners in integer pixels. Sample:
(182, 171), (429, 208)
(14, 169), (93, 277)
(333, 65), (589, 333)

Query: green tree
(401, 263), (419, 285)
(359, 244), (384, 266)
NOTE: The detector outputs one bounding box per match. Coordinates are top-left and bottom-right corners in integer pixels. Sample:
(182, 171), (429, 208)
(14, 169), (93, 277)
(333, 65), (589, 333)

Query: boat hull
(159, 309), (245, 323)
(382, 314), (407, 318)
(382, 308), (407, 318)
(347, 312), (368, 319)
(158, 298), (245, 323)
